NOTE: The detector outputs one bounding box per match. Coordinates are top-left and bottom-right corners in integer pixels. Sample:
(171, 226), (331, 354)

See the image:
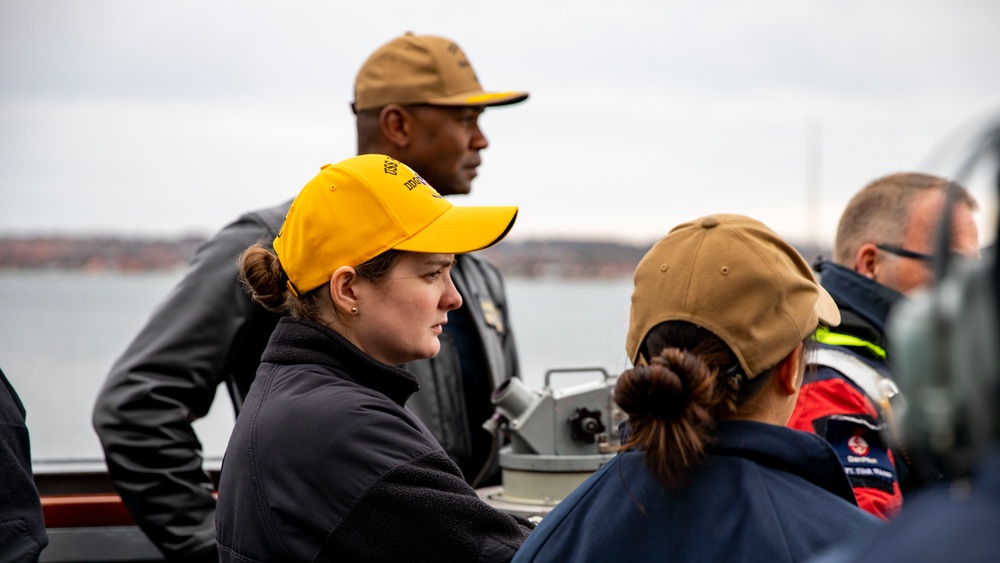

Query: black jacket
(216, 317), (532, 562)
(92, 201), (288, 561)
(92, 200), (519, 560)
(0, 367), (48, 563)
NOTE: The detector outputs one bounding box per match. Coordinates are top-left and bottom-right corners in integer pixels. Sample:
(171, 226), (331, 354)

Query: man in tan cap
(93, 33), (527, 562)
(354, 32), (527, 197)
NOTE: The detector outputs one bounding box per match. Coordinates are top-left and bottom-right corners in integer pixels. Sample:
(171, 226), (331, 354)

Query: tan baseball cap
(625, 214), (840, 378)
(353, 32), (529, 113)
(274, 154), (517, 296)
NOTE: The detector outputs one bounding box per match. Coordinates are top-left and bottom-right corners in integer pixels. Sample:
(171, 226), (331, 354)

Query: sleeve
(0, 368), (48, 563)
(788, 368), (903, 520)
(91, 215), (273, 561)
(325, 450), (532, 563)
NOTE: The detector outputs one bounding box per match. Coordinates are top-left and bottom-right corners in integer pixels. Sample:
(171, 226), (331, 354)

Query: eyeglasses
(876, 244), (970, 264)
(875, 244), (934, 263)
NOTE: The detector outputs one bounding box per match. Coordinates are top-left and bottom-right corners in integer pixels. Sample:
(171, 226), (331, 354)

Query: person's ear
(775, 342), (805, 396)
(379, 104), (413, 148)
(329, 266), (360, 316)
(854, 243), (879, 280)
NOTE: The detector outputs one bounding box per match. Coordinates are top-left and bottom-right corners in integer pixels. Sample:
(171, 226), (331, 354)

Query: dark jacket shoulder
(0, 368), (48, 563)
(513, 421), (878, 563)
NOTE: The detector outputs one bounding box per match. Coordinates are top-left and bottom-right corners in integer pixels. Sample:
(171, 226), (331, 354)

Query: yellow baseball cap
(353, 32), (529, 113)
(625, 214), (840, 378)
(274, 154), (518, 296)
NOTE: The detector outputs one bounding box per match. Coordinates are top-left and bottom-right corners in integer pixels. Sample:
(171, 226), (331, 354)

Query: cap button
(701, 216), (720, 229)
(320, 163), (333, 170)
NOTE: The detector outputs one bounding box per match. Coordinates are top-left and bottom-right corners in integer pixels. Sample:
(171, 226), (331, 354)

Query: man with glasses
(788, 172), (979, 521)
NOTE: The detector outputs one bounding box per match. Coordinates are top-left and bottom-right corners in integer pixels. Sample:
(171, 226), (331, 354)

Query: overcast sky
(2, 0), (999, 247)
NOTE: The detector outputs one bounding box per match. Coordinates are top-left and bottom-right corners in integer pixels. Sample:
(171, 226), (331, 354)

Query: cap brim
(815, 285), (841, 327)
(426, 90), (529, 108)
(394, 206), (518, 254)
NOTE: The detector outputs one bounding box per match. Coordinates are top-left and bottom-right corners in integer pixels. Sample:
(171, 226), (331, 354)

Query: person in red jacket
(788, 172), (979, 520)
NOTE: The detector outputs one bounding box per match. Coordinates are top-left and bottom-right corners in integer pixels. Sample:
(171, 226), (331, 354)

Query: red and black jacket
(789, 261), (939, 520)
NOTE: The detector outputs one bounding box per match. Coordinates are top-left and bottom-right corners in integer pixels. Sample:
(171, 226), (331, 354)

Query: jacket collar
(262, 317), (420, 406)
(711, 420), (859, 505)
(818, 261), (905, 340)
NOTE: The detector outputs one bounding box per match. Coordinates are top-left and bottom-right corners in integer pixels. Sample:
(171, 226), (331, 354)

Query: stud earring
(351, 307), (358, 314)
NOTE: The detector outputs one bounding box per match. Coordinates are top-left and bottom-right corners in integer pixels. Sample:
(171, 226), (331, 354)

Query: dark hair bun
(239, 245), (289, 312)
(615, 348), (715, 421)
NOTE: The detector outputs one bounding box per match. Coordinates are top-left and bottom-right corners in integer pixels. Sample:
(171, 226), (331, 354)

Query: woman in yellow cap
(215, 154), (530, 562)
(513, 214), (881, 563)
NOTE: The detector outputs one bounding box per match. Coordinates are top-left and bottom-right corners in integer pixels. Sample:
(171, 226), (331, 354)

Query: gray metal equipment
(477, 368), (625, 519)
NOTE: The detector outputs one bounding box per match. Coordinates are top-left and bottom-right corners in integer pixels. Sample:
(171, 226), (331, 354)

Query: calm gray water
(0, 271), (633, 465)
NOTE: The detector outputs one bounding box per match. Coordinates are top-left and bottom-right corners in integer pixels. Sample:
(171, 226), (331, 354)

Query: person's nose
(442, 272), (463, 311)
(471, 121), (488, 151)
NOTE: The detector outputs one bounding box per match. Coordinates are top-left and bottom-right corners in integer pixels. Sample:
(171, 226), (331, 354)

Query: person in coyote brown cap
(513, 214), (880, 563)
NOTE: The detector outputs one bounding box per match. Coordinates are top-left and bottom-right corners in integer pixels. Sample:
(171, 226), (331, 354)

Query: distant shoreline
(0, 236), (832, 279)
